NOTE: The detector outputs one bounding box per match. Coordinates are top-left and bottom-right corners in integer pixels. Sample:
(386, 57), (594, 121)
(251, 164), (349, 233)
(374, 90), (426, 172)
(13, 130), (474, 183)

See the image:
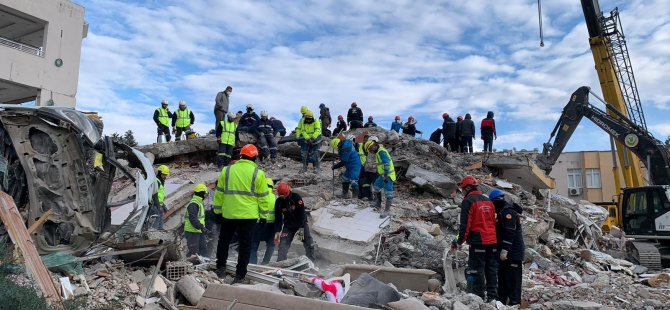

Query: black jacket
(186, 201), (206, 232)
(402, 123), (422, 137)
(240, 112), (260, 128)
(458, 114), (475, 137)
(442, 117), (457, 139)
(364, 121), (377, 128)
(272, 119), (286, 136)
(495, 200), (525, 261)
(319, 107), (332, 127)
(347, 107), (363, 123)
(333, 120), (347, 136)
(429, 128), (442, 143)
(255, 118), (274, 135)
(275, 192), (306, 232)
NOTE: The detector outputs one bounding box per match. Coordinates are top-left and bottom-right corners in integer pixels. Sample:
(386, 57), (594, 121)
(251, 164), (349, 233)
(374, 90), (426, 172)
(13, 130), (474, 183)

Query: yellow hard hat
(305, 110), (314, 118)
(331, 138), (341, 150)
(157, 165), (170, 176)
(364, 140), (375, 152)
(194, 184), (207, 194)
(266, 178), (274, 188)
(300, 106), (308, 114)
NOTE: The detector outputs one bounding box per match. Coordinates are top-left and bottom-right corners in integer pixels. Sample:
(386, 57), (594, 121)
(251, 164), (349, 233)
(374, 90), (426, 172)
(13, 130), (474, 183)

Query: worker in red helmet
(274, 182), (316, 261)
(458, 113), (476, 153)
(347, 102), (364, 129)
(390, 116), (402, 133)
(402, 116), (422, 137)
(333, 115), (347, 136)
(442, 113), (458, 152)
(451, 175), (498, 302)
(364, 116), (377, 128)
(481, 111), (497, 153)
(213, 144), (271, 284)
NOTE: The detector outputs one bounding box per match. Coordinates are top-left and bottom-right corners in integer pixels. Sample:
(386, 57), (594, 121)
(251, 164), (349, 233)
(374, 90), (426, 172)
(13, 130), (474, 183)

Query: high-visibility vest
(220, 120), (237, 146)
(299, 119), (321, 140)
(375, 146), (396, 181)
(175, 108), (191, 128)
(213, 159), (269, 219)
(259, 191), (276, 222)
(296, 117), (305, 137)
(357, 143), (367, 165)
(156, 179), (165, 205)
(184, 195), (205, 233)
(156, 107), (170, 127)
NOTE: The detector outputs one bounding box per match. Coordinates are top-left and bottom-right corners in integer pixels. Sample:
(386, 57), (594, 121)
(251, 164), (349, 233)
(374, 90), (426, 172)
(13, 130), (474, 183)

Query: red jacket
(480, 118), (496, 138)
(457, 190), (497, 246)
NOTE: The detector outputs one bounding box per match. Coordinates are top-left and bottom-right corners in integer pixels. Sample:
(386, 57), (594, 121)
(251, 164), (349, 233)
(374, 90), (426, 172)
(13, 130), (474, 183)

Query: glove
(500, 249), (508, 261)
(274, 232), (281, 246)
(296, 229), (305, 241)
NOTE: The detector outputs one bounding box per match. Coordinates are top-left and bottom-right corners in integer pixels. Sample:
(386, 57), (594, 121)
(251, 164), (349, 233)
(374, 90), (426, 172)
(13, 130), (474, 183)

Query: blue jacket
(336, 139), (361, 180)
(391, 121), (402, 133)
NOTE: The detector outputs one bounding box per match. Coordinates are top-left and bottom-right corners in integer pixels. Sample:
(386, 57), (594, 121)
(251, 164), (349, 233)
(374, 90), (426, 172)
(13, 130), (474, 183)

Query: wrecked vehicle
(0, 105), (156, 254)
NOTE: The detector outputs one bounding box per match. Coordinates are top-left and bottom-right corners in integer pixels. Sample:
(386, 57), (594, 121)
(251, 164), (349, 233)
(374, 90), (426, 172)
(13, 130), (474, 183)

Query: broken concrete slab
(330, 264), (436, 292)
(387, 297), (430, 310)
(485, 155), (556, 191)
(137, 136), (219, 160)
(310, 202), (387, 243)
(404, 164), (457, 198)
(552, 300), (602, 310)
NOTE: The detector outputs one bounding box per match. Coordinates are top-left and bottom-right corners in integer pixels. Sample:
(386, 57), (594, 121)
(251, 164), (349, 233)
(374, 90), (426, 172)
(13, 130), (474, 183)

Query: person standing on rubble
(216, 112), (237, 168)
(364, 116), (377, 128)
(274, 182), (316, 261)
(255, 111), (277, 164)
(296, 106), (309, 151)
(172, 100), (194, 141)
(214, 86), (233, 132)
(270, 117), (287, 137)
(390, 116), (402, 133)
(298, 110), (322, 173)
(331, 137), (361, 199)
(366, 136), (395, 218)
(481, 111), (497, 153)
(319, 103), (332, 137)
(358, 136), (376, 200)
(150, 165), (170, 229)
(184, 184), (211, 257)
(153, 99), (172, 143)
(213, 144), (270, 283)
(489, 189), (524, 306)
(250, 178), (277, 265)
(235, 111), (243, 125)
(402, 116), (422, 137)
(347, 102), (364, 129)
(459, 113), (475, 153)
(238, 104), (260, 133)
(429, 127), (442, 144)
(333, 115), (347, 136)
(442, 113), (458, 152)
(456, 116), (464, 152)
(451, 175), (498, 302)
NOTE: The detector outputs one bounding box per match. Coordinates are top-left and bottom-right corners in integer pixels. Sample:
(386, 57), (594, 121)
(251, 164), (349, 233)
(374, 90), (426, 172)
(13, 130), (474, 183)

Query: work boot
(351, 186), (359, 198)
(373, 193), (382, 211)
(300, 156), (308, 173)
(314, 159), (320, 173)
(338, 183), (351, 199)
(232, 276), (249, 285)
(156, 134), (162, 144)
(215, 268), (226, 279)
(380, 198), (392, 218)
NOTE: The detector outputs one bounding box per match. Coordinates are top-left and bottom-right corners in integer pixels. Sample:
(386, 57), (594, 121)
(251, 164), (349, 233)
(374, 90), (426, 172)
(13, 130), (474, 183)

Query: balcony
(0, 4), (46, 57)
(0, 36), (43, 57)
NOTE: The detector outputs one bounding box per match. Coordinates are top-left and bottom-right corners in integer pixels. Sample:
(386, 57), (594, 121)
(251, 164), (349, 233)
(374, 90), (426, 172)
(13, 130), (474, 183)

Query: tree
(123, 130), (138, 147)
(665, 135), (670, 148)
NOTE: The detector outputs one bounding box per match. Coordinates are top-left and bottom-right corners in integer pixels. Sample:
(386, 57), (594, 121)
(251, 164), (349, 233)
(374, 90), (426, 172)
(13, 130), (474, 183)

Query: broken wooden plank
(0, 192), (62, 304)
(27, 208), (53, 235)
(465, 161), (483, 171)
(144, 248), (168, 298)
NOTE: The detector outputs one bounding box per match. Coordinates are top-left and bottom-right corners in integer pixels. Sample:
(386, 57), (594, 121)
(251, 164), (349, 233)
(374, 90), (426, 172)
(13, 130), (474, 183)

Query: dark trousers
(483, 136), (493, 153)
(498, 260), (522, 305)
(149, 204), (164, 229)
(156, 124), (171, 143)
(175, 126), (192, 141)
(277, 223), (315, 261)
(216, 218), (256, 279)
(185, 232), (207, 257)
(466, 245), (498, 301)
(445, 138), (459, 152)
(217, 143), (234, 168)
(250, 221), (276, 265)
(461, 136), (473, 153)
(214, 109), (225, 131)
(350, 121), (363, 129)
(258, 133), (277, 160)
(359, 171), (376, 199)
(205, 209), (220, 258)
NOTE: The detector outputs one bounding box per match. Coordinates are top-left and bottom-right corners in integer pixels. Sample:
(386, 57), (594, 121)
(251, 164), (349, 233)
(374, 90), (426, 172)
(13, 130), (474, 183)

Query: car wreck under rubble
(0, 105), (157, 254)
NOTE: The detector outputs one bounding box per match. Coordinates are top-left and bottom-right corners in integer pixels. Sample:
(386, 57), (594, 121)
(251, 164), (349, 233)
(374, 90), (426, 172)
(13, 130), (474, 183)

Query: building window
(567, 168), (582, 189)
(586, 168), (601, 188)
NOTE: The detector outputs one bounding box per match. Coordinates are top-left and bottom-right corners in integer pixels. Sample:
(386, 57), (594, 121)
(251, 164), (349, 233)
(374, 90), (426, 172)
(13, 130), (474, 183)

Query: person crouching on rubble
(274, 182), (316, 261)
(489, 189), (524, 306)
(451, 175), (498, 302)
(184, 184), (211, 257)
(331, 137), (361, 199)
(150, 165), (170, 229)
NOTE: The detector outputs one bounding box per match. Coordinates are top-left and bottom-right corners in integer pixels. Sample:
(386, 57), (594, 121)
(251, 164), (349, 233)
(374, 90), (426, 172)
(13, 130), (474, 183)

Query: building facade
(0, 0), (86, 107)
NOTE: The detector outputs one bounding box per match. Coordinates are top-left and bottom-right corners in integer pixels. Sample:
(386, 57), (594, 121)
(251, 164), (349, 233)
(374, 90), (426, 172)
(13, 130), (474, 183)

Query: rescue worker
(184, 184), (210, 257)
(390, 116), (402, 133)
(171, 100), (195, 141)
(235, 111), (243, 125)
(216, 112), (237, 168)
(489, 189), (524, 306)
(358, 136), (376, 200)
(347, 102), (364, 129)
(459, 113), (475, 153)
(481, 111), (497, 153)
(456, 116), (464, 152)
(298, 110), (322, 173)
(319, 103), (332, 137)
(274, 182), (316, 261)
(295, 106), (309, 150)
(255, 111), (277, 163)
(150, 165), (170, 229)
(366, 137), (395, 218)
(331, 137), (361, 199)
(270, 117), (287, 137)
(214, 86), (233, 132)
(442, 113), (458, 152)
(204, 183), (220, 258)
(214, 144), (270, 283)
(250, 178), (277, 265)
(364, 116), (377, 128)
(402, 116), (422, 137)
(451, 175), (498, 302)
(429, 127), (442, 144)
(238, 104), (260, 133)
(153, 99), (172, 143)
(333, 115), (347, 136)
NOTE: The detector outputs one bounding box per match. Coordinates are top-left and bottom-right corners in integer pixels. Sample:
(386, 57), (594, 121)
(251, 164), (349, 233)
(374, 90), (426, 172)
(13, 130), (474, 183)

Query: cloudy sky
(75, 0), (670, 151)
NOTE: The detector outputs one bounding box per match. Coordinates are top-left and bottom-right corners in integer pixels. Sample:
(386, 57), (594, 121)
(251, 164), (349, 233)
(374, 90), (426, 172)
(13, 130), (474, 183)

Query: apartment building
(0, 0), (86, 107)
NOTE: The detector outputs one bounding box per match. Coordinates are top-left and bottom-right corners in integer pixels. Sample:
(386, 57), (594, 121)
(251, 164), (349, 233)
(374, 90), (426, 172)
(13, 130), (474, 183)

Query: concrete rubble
(7, 127), (670, 309)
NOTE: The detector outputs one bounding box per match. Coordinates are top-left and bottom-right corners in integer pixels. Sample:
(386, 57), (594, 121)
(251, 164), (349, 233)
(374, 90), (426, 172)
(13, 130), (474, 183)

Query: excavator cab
(621, 186), (670, 236)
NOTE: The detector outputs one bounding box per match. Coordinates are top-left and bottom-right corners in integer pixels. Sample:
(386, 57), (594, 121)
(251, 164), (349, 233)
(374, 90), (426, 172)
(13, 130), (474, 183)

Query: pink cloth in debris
(535, 271), (579, 287)
(310, 277), (345, 303)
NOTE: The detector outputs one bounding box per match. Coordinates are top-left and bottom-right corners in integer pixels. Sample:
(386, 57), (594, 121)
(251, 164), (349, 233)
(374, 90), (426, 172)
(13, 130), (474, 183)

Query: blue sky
(75, 0), (670, 151)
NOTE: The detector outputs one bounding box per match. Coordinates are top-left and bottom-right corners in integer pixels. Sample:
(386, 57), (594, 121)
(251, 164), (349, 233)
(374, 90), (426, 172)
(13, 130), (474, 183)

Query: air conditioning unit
(568, 188), (582, 196)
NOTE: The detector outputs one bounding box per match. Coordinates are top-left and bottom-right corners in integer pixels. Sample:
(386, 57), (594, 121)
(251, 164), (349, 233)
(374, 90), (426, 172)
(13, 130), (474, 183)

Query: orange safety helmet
(277, 182), (291, 197)
(459, 175), (479, 189)
(240, 144), (259, 158)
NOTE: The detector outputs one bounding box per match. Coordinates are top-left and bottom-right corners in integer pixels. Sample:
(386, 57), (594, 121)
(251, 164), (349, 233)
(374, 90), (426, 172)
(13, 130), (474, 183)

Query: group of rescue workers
(150, 87), (521, 305)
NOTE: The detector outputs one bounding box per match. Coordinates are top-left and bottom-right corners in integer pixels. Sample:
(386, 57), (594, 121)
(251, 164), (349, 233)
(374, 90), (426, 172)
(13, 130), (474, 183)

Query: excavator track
(626, 241), (662, 270)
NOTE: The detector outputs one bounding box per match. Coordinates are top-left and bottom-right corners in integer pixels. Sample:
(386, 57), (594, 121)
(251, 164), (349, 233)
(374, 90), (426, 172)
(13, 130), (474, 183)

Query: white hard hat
(161, 99), (168, 105)
(368, 136), (379, 143)
(179, 100), (186, 106)
(261, 110), (268, 117)
(227, 112), (236, 118)
(345, 134), (356, 141)
(246, 104), (254, 109)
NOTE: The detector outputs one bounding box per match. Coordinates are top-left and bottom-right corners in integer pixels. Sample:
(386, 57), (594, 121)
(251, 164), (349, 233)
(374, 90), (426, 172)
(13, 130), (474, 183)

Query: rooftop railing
(0, 36), (44, 57)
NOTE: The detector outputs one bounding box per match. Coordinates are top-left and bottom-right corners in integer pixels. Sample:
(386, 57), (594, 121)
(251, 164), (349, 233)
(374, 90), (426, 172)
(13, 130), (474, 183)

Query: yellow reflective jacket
(175, 108), (192, 128)
(299, 119), (321, 140)
(375, 146), (396, 181)
(220, 120), (237, 146)
(156, 179), (165, 205)
(357, 143), (367, 165)
(156, 107), (170, 127)
(295, 117), (305, 137)
(184, 195), (205, 233)
(213, 159), (269, 219)
(259, 190), (276, 222)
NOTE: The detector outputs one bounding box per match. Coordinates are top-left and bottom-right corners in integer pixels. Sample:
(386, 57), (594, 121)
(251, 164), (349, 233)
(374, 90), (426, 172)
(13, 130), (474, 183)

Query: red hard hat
(277, 182), (291, 197)
(408, 116), (414, 121)
(338, 115), (343, 120)
(459, 175), (478, 189)
(240, 144), (259, 158)
(442, 113), (449, 118)
(368, 116), (373, 120)
(351, 102), (357, 107)
(395, 116), (400, 120)
(457, 116), (463, 121)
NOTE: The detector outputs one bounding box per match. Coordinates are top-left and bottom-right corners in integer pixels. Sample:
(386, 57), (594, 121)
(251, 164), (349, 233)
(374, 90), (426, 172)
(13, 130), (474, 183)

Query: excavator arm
(536, 86), (670, 186)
